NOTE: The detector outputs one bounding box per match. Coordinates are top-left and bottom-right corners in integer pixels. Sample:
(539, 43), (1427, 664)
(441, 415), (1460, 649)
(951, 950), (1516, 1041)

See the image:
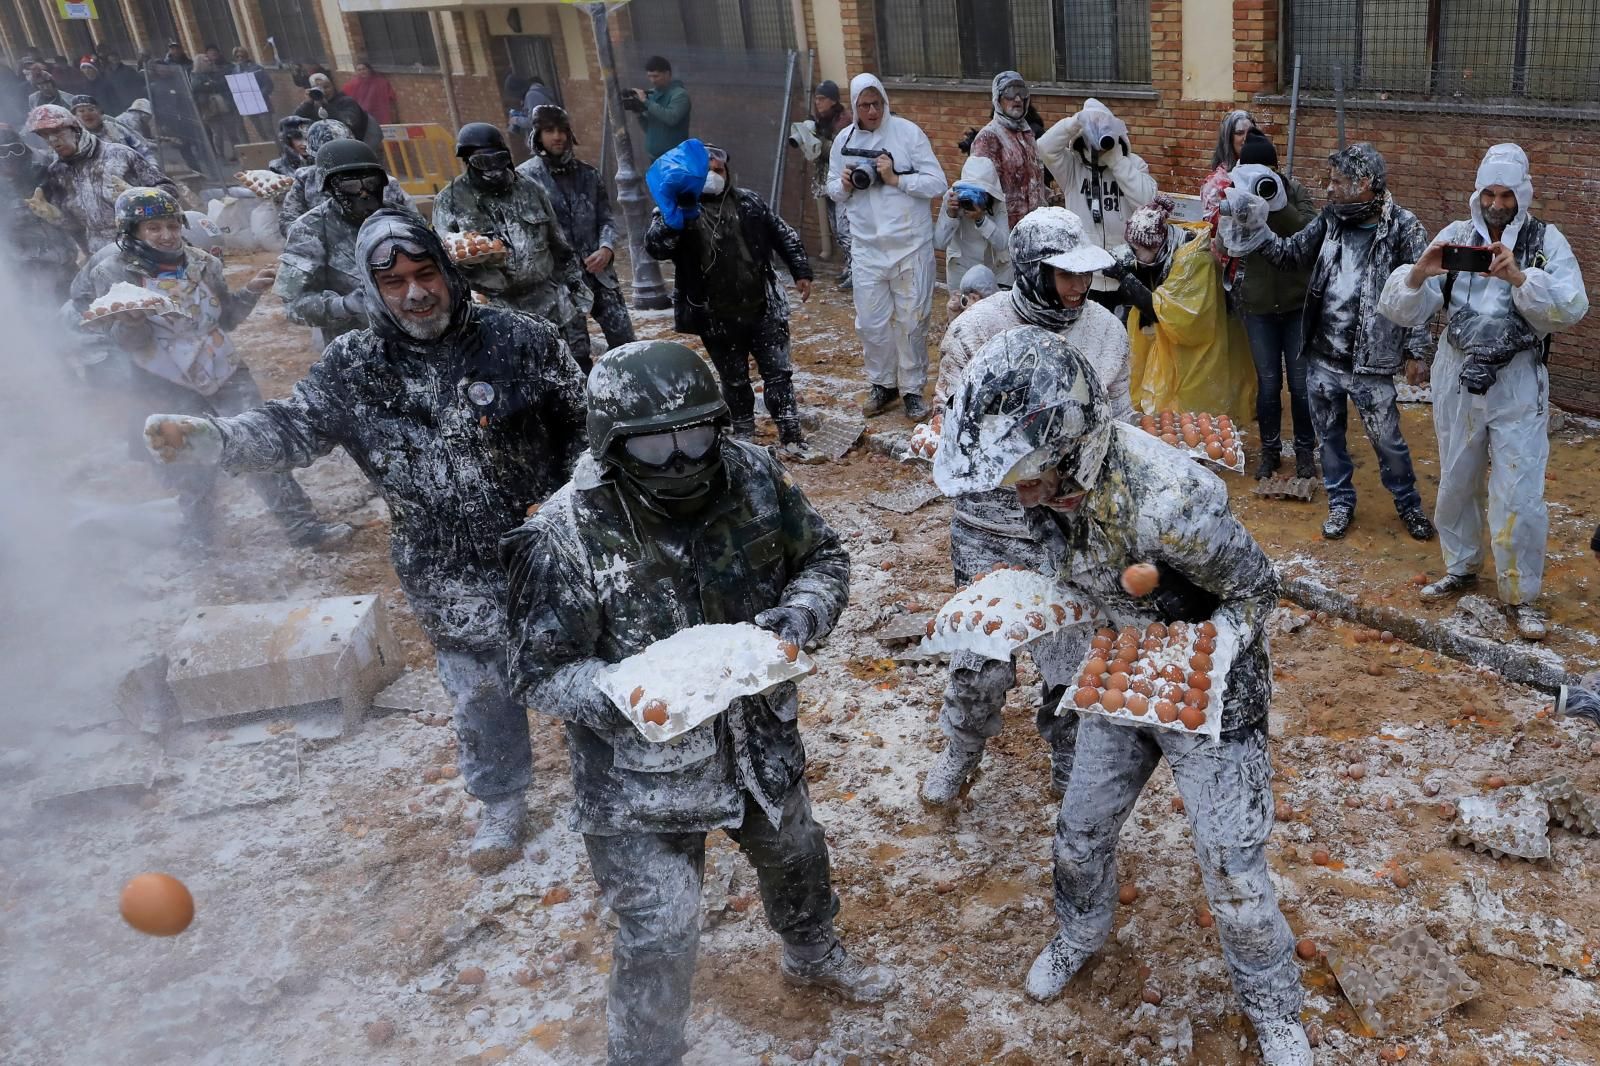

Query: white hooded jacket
(1036, 98), (1157, 289)
(826, 74), (947, 270)
(934, 154), (1013, 287)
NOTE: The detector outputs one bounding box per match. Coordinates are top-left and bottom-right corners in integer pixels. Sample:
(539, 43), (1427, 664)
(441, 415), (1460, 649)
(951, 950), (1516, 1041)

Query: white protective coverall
(1036, 98), (1157, 293)
(827, 74), (947, 394)
(1378, 143), (1588, 605)
(934, 154), (1013, 288)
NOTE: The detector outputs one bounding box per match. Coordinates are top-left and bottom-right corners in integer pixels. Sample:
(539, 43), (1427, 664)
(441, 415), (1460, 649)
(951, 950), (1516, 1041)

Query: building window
(1288, 0), (1600, 103)
(629, 0), (796, 52)
(257, 0), (327, 66)
(876, 0), (1151, 86)
(128, 0), (180, 51)
(357, 12), (440, 71)
(88, 0), (137, 60)
(188, 0), (240, 53)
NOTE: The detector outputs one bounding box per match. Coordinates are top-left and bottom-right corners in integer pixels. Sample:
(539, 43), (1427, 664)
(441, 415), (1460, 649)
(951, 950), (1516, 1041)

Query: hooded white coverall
(827, 74), (947, 395)
(934, 154), (1013, 288)
(1378, 144), (1588, 605)
(1036, 98), (1157, 294)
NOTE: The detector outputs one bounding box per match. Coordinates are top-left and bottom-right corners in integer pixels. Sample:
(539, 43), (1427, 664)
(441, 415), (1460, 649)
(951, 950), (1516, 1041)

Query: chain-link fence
(1256, 0), (1600, 414)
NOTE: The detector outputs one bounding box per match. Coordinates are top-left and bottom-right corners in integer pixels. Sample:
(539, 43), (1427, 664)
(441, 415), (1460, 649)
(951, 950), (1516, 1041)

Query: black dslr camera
(842, 146), (891, 189)
(621, 89), (647, 113)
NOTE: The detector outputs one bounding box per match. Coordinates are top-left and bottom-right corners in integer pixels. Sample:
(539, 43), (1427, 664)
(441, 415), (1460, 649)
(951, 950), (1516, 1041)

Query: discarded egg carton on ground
(169, 734), (302, 819)
(1450, 593), (1511, 641)
(875, 611), (939, 646)
(1448, 786), (1552, 861)
(29, 743), (162, 808)
(1327, 925), (1479, 1036)
(373, 668), (454, 718)
(1463, 877), (1600, 978)
(165, 595), (405, 733)
(1536, 775), (1600, 837)
(1393, 379), (1433, 404)
(867, 478), (944, 515)
(807, 411), (867, 462)
(1251, 476), (1318, 502)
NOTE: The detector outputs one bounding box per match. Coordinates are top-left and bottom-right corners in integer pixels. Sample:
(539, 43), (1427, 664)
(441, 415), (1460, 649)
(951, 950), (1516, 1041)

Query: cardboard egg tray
(808, 411), (866, 462)
(1394, 379), (1434, 404)
(867, 478), (944, 515)
(29, 744), (161, 808)
(445, 232), (508, 265)
(1535, 775), (1600, 837)
(1448, 786), (1552, 861)
(920, 567), (1092, 663)
(1327, 925), (1479, 1037)
(1252, 476), (1318, 502)
(1061, 618), (1239, 742)
(234, 170), (293, 200)
(169, 734), (302, 819)
(1138, 410), (1247, 474)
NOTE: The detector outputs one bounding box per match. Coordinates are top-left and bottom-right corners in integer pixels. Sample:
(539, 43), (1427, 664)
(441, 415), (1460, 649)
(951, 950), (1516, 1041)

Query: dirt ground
(4, 253), (1600, 1066)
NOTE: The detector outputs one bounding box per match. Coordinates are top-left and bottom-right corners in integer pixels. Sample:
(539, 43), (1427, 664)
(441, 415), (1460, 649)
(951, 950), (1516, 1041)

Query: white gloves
(144, 414), (222, 465)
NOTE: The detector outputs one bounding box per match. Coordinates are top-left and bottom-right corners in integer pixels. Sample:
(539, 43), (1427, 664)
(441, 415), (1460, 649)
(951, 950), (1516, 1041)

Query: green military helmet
(586, 340), (730, 463)
(317, 138), (384, 186)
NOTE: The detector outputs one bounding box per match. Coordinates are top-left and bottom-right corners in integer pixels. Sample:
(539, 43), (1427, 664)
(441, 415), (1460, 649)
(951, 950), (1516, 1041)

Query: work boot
(1321, 505), (1353, 540)
(289, 520), (355, 551)
(1401, 507), (1436, 541)
(1510, 603), (1547, 641)
(781, 942), (898, 1004)
(1024, 932), (1094, 1002)
(1420, 572), (1476, 601)
(920, 745), (982, 807)
(730, 418), (757, 442)
(1294, 446), (1317, 480)
(838, 267), (853, 290)
(468, 792), (528, 874)
(861, 385), (898, 418)
(1254, 446), (1281, 481)
(902, 393), (930, 421)
(1254, 1016), (1313, 1066)
(1049, 747), (1074, 799)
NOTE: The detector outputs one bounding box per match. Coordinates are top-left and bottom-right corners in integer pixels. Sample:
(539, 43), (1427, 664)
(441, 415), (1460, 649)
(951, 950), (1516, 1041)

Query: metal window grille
(257, 0), (327, 67)
(629, 0), (796, 52)
(90, 0), (137, 60)
(876, 0), (1151, 86)
(356, 11), (440, 72)
(187, 0), (239, 54)
(128, 0), (179, 50)
(1288, 0), (1600, 103)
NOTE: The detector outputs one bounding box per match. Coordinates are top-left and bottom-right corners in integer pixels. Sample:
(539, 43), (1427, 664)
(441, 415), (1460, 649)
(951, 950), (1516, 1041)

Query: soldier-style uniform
(503, 341), (894, 1066)
(0, 127), (77, 306)
(277, 119), (411, 236)
(434, 123), (592, 368)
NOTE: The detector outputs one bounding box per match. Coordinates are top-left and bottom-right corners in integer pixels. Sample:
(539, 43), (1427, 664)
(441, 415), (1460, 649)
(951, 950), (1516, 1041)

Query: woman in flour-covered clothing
(67, 186), (349, 551)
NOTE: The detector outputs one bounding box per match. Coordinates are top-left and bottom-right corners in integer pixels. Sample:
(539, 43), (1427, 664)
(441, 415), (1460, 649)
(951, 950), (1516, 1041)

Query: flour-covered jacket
(502, 441), (850, 835)
(274, 197), (386, 337)
(277, 164), (410, 235)
(41, 133), (174, 251)
(517, 152), (622, 292)
(1035, 100), (1157, 282)
(210, 305), (586, 650)
(933, 154), (1013, 288)
(68, 242), (260, 395)
(4, 152), (77, 273)
(1025, 424), (1278, 732)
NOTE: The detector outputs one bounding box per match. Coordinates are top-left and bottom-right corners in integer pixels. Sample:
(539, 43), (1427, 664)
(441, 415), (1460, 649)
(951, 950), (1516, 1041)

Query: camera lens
(1097, 135), (1116, 152)
(1256, 176), (1280, 202)
(849, 167), (873, 190)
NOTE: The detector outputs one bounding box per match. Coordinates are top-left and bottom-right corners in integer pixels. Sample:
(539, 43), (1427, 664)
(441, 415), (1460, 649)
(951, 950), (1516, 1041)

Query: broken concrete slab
(116, 655), (179, 734)
(1327, 925), (1478, 1037)
(165, 595), (404, 732)
(374, 668), (453, 718)
(1449, 787), (1552, 861)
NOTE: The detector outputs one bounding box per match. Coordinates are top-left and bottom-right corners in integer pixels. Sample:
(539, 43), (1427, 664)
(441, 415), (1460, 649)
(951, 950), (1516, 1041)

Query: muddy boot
(861, 385), (898, 418)
(468, 792), (527, 874)
(1254, 1016), (1313, 1066)
(1401, 507), (1436, 542)
(1024, 932), (1094, 1002)
(1321, 505), (1353, 540)
(920, 745), (982, 807)
(781, 942), (898, 1004)
(1557, 680), (1600, 727)
(1253, 445), (1281, 481)
(902, 393), (930, 421)
(730, 418), (757, 442)
(1420, 571), (1476, 601)
(1510, 603), (1547, 641)
(289, 520), (355, 551)
(1294, 446), (1317, 480)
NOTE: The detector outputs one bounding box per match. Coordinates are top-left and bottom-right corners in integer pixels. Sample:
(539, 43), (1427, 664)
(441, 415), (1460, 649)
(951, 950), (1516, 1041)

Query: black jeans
(700, 307), (802, 440)
(1244, 310), (1315, 452)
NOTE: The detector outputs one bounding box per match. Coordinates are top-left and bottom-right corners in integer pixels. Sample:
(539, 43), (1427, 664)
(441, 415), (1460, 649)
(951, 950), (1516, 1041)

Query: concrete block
(165, 595), (405, 731)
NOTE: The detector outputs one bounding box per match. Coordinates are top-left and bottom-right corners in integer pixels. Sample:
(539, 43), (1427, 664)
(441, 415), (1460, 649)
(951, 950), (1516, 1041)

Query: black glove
(336, 290), (369, 319)
(1102, 260), (1128, 282)
(754, 605), (817, 650)
(1148, 563), (1220, 624)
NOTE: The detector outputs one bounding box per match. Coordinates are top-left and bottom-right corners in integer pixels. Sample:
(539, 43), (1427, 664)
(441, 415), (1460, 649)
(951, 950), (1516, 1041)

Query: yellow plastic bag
(1127, 222), (1257, 422)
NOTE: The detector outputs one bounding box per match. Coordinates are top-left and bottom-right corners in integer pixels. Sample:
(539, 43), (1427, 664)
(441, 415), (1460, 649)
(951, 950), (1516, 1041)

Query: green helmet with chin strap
(586, 340), (730, 463)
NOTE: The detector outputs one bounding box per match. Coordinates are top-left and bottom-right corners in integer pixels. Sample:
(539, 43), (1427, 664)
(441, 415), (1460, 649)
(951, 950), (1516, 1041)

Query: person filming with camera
(827, 73), (946, 421)
(623, 56), (691, 163)
(935, 154), (1012, 293)
(1379, 143), (1588, 640)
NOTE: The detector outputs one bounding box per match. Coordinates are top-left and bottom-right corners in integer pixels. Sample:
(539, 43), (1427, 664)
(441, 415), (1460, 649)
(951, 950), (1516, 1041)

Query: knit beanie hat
(1238, 128), (1278, 169)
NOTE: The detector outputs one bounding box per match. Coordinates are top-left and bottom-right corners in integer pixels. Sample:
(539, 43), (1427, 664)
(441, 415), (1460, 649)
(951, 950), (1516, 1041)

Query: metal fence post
(770, 50), (796, 208)
(1285, 54), (1302, 180)
(1334, 62), (1347, 149)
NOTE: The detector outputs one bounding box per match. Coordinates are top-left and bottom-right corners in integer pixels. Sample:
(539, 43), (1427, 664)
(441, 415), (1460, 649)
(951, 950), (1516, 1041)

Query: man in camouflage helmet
(933, 326), (1310, 1066)
(503, 340), (897, 1066)
(277, 118), (411, 236)
(434, 122), (593, 369)
(146, 209), (587, 872)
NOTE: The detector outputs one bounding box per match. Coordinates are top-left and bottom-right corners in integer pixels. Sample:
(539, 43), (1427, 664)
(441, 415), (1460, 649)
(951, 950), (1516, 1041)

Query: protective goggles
(0, 141), (29, 158)
(331, 172), (387, 197)
(466, 150), (513, 173)
(999, 86), (1029, 103)
(620, 425), (719, 467)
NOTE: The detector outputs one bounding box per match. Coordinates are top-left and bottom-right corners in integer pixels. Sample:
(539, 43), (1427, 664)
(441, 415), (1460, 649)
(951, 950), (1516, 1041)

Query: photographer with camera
(935, 155), (1012, 292)
(1379, 143), (1588, 640)
(623, 56), (691, 163)
(293, 73), (380, 151)
(827, 74), (946, 421)
(1037, 98), (1156, 309)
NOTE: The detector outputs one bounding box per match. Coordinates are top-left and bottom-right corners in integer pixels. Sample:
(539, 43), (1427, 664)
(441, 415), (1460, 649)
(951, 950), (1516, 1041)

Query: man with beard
(27, 103), (173, 253)
(1221, 142), (1436, 543)
(517, 105), (636, 351)
(433, 122), (591, 367)
(0, 125), (76, 305)
(145, 210), (586, 872)
(69, 95), (155, 163)
(1380, 143), (1588, 640)
(969, 71), (1048, 229)
(921, 207), (1132, 807)
(645, 143), (819, 462)
(503, 340), (896, 1066)
(269, 117), (313, 177)
(276, 139), (414, 347)
(278, 119), (411, 236)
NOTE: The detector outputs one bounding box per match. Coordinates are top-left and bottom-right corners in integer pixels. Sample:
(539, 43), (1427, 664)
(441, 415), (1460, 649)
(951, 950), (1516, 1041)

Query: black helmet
(317, 138), (384, 184)
(455, 121), (508, 159)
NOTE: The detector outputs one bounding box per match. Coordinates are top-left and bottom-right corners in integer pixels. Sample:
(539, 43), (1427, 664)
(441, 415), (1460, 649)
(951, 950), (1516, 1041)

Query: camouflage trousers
(583, 272), (637, 352)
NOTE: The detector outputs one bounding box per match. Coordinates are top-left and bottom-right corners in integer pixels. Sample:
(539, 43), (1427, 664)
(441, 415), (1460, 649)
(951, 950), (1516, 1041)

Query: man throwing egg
(934, 327), (1310, 1065)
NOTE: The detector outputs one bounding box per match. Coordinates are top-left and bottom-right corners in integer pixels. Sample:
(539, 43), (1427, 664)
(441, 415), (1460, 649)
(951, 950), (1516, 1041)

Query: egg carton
(29, 744), (161, 808)
(373, 668), (454, 718)
(1064, 617), (1241, 743)
(1327, 925), (1479, 1037)
(1448, 786), (1552, 861)
(1464, 877), (1600, 978)
(807, 411), (866, 462)
(1140, 411), (1248, 474)
(920, 568), (1094, 663)
(1535, 775), (1600, 837)
(1394, 379), (1434, 404)
(1251, 476), (1318, 502)
(867, 479), (944, 515)
(903, 419), (940, 462)
(874, 611), (939, 646)
(169, 734), (302, 819)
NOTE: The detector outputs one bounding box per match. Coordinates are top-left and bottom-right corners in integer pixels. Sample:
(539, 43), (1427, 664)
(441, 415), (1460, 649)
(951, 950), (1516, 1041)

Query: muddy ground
(4, 254), (1600, 1066)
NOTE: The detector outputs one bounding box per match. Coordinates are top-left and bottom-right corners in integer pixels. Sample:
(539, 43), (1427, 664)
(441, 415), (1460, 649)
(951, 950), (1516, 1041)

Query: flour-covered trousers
(1305, 355), (1422, 514)
(852, 243), (935, 394)
(1054, 715), (1302, 1025)
(434, 645), (532, 800)
(584, 272), (638, 351)
(584, 784), (838, 1066)
(1432, 344), (1549, 605)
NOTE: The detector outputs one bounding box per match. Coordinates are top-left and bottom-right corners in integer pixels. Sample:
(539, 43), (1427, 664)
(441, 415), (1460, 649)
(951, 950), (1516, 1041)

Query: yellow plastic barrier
(381, 123), (459, 197)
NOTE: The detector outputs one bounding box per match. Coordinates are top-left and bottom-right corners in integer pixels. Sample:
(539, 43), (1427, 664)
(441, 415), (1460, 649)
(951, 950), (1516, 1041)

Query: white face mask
(702, 171), (726, 197)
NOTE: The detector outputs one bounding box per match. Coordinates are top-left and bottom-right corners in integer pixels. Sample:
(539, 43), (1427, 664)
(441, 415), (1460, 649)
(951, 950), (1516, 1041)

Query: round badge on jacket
(467, 381), (496, 406)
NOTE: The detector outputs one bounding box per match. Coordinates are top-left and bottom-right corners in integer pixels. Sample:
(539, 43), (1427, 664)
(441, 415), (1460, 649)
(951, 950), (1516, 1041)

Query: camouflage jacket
(1023, 423), (1278, 733)
(516, 153), (621, 291)
(41, 134), (175, 252)
(431, 172), (586, 324)
(277, 165), (410, 236)
(274, 197), (389, 338)
(502, 442), (850, 835)
(212, 306), (586, 650)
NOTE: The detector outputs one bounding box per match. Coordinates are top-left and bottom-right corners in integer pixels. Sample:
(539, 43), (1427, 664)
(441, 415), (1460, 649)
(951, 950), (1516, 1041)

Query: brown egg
(1050, 603), (1070, 625)
(1486, 775), (1507, 789)
(1311, 849), (1331, 866)
(1131, 678), (1155, 697)
(1100, 689), (1126, 711)
(1205, 441), (1224, 459)
(1197, 413), (1213, 433)
(1096, 627), (1117, 642)
(969, 611), (985, 626)
(1170, 795), (1184, 813)
(1106, 673), (1131, 692)
(1222, 448), (1237, 466)
(1026, 611), (1047, 631)
(119, 873), (195, 937)
(629, 686), (645, 708)
(1141, 636), (1163, 653)
(1119, 626), (1140, 641)
(642, 700), (670, 726)
(1125, 693), (1149, 717)
(1295, 938), (1319, 960)
(1196, 905), (1214, 928)
(1155, 700), (1179, 723)
(1194, 636), (1216, 655)
(1347, 763), (1366, 780)
(1218, 415), (1233, 431)
(1276, 800), (1295, 821)
(1085, 657), (1109, 676)
(1121, 564), (1160, 598)
(1091, 635), (1113, 652)
(1077, 673), (1099, 689)
(1145, 622), (1168, 639)
(1189, 652), (1213, 672)
(1161, 433), (1179, 446)
(1141, 987), (1163, 1005)
(1178, 705), (1206, 730)
(1188, 672), (1212, 692)
(1117, 884), (1139, 905)
(1184, 689), (1209, 709)
(1182, 427), (1201, 447)
(1198, 621), (1218, 639)
(983, 620), (1002, 635)
(925, 619), (937, 638)
(1392, 869), (1411, 889)
(781, 641), (801, 663)
(1159, 664), (1186, 684)
(1160, 683), (1186, 704)
(1073, 687), (1099, 709)
(1140, 416), (1157, 432)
